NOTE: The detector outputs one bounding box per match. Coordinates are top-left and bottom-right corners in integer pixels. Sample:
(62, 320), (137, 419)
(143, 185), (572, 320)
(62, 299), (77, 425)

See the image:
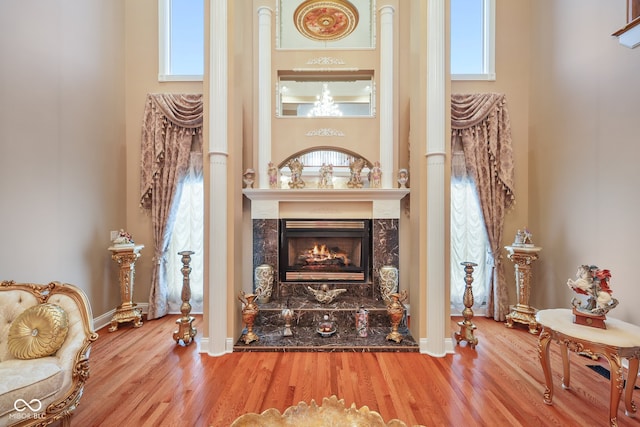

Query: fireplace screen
(280, 219), (371, 282)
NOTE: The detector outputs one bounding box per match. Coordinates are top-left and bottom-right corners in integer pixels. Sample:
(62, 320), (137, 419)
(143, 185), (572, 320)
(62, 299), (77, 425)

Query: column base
(505, 304), (539, 334)
(109, 303), (143, 332)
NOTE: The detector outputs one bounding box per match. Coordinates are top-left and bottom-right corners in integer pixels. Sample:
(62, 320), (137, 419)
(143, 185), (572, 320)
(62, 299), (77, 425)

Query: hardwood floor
(71, 315), (640, 427)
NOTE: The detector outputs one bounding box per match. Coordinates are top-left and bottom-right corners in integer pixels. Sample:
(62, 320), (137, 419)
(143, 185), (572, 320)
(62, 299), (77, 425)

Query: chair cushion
(8, 304), (69, 360)
(0, 357), (63, 418)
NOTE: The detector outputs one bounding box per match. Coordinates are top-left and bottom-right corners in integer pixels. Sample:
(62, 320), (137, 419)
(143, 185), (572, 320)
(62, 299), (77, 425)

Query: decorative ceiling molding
(294, 0), (359, 41)
(305, 128), (345, 137)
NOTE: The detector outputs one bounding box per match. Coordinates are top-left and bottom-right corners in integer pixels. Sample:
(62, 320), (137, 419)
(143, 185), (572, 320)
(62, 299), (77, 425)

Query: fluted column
(423, 0), (448, 357)
(379, 5), (394, 188)
(206, 0), (229, 356)
(258, 6), (272, 189)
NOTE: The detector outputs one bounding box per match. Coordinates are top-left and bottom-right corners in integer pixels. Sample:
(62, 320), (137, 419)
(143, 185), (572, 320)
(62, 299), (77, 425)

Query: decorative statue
(287, 158), (305, 189)
(268, 161), (279, 189)
(347, 157), (365, 188)
(397, 168), (409, 188)
(318, 163), (334, 189)
(238, 291), (259, 344)
(369, 161), (382, 188)
(242, 168), (255, 188)
(567, 265), (619, 316)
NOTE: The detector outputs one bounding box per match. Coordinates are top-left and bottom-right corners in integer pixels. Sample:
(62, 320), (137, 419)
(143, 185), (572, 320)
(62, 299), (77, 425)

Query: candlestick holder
(173, 250), (197, 345)
(454, 261), (479, 348)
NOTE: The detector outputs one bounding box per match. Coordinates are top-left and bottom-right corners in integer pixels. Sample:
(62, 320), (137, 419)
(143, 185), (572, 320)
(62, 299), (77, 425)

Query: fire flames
(299, 243), (350, 266)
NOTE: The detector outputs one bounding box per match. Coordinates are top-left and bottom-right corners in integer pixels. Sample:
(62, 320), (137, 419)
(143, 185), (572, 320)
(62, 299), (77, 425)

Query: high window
(158, 0), (204, 81)
(450, 0), (496, 80)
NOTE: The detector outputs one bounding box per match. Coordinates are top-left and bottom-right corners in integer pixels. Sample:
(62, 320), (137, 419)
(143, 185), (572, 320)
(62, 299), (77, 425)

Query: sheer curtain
(140, 93), (203, 320)
(166, 154), (204, 314)
(450, 175), (490, 316)
(451, 93), (515, 321)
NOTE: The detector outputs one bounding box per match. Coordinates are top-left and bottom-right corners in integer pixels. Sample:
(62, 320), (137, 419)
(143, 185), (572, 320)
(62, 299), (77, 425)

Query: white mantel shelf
(243, 188), (409, 202)
(243, 188), (410, 219)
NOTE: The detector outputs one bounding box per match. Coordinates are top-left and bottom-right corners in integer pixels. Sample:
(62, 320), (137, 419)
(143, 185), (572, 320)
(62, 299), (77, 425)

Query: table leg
(561, 344), (570, 389)
(538, 328), (554, 404)
(604, 353), (624, 427)
(625, 358), (639, 417)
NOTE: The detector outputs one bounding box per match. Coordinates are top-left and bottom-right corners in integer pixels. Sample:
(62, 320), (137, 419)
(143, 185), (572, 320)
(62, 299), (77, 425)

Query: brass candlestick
(173, 251), (197, 345)
(454, 261), (479, 348)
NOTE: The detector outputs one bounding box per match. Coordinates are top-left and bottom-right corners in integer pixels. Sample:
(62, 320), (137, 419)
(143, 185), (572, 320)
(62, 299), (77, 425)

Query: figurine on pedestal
(397, 168), (409, 188)
(243, 168), (255, 188)
(287, 158), (305, 189)
(173, 250), (197, 345)
(369, 161), (382, 188)
(268, 161), (279, 189)
(347, 157), (365, 188)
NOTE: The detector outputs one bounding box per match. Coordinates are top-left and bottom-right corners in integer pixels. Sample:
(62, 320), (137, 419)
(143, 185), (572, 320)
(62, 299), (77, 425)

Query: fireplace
(279, 219), (371, 282)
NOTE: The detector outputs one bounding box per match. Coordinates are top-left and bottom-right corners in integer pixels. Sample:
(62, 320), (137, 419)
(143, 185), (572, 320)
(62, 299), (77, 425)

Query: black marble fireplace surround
(235, 218), (418, 352)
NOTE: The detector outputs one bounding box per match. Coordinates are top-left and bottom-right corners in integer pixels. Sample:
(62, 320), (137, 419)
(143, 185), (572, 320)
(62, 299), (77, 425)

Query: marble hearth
(238, 189), (415, 352)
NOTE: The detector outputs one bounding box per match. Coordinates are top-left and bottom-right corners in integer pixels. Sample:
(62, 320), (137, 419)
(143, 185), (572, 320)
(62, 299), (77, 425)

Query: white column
(379, 5), (394, 189)
(421, 0), (450, 357)
(203, 0), (229, 357)
(257, 7), (272, 189)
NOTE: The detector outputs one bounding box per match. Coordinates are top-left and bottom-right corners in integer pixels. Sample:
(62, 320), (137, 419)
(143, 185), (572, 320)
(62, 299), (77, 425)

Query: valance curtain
(451, 93), (516, 321)
(140, 93), (203, 320)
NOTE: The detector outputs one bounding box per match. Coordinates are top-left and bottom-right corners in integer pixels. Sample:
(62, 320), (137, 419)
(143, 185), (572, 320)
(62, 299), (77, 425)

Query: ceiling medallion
(294, 0), (359, 42)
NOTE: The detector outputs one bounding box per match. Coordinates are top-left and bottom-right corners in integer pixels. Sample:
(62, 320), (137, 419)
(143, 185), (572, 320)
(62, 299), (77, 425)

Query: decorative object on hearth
(268, 161), (279, 189)
(318, 163), (334, 188)
(386, 290), (407, 343)
(347, 157), (365, 188)
(454, 262), (479, 348)
(254, 263), (274, 303)
(287, 158), (306, 189)
(173, 250), (197, 345)
(238, 291), (259, 344)
(282, 304), (294, 337)
(243, 168), (255, 188)
(369, 161), (382, 188)
(379, 265), (399, 303)
(567, 264), (619, 329)
(307, 284), (347, 304)
(356, 306), (369, 337)
(317, 314), (337, 337)
(397, 168), (409, 188)
(293, 0), (359, 42)
(505, 234), (542, 334)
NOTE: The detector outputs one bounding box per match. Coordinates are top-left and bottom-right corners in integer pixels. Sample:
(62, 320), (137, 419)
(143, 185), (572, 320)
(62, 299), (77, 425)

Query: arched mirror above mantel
(278, 147), (373, 189)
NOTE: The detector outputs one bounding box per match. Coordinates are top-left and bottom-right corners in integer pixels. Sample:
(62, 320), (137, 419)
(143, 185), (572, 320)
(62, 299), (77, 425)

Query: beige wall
(529, 0), (640, 324)
(0, 0), (127, 317)
(124, 0), (203, 313)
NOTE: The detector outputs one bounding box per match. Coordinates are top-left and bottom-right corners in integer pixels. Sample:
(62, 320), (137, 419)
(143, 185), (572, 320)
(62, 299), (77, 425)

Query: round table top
(536, 308), (640, 348)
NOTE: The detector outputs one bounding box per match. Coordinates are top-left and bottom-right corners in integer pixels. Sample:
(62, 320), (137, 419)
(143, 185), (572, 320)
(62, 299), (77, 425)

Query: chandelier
(307, 83), (343, 117)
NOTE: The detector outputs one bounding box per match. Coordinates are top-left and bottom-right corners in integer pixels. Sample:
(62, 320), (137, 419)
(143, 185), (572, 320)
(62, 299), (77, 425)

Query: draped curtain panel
(451, 93), (516, 321)
(140, 93), (203, 320)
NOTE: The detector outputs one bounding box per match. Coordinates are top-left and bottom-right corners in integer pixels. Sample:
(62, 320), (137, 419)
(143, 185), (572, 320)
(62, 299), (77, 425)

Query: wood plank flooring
(70, 315), (640, 426)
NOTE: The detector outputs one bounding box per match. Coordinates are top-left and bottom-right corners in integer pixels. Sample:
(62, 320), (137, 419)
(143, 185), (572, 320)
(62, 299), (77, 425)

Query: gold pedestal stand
(173, 250), (197, 345)
(504, 245), (542, 334)
(108, 244), (144, 332)
(455, 262), (479, 348)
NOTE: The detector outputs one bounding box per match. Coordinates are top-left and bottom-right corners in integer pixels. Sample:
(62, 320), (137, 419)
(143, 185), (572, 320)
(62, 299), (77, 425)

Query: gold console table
(504, 244), (542, 334)
(108, 244), (144, 332)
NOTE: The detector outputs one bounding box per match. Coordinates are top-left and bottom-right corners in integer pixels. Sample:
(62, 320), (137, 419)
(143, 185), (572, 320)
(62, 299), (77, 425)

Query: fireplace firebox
(279, 219), (371, 282)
